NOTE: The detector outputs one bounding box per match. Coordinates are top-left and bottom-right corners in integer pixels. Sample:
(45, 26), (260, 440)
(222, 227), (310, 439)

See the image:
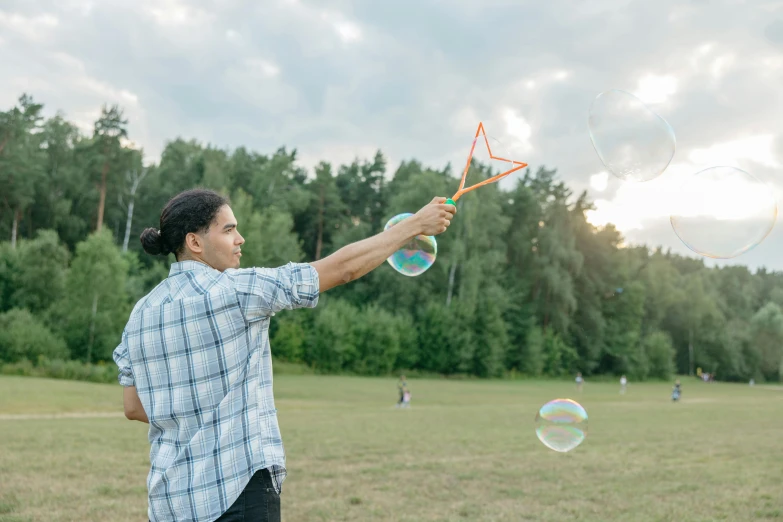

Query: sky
(2, 0), (783, 269)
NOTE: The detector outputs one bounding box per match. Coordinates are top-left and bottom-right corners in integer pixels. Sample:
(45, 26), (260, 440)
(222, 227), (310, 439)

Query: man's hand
(411, 197), (456, 236)
(311, 196), (456, 292)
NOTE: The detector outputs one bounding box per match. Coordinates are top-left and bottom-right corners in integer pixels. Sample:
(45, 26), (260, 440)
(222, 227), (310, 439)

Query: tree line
(1, 93), (782, 383)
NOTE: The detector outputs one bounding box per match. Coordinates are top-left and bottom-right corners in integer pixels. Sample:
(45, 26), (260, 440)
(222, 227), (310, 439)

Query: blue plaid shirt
(113, 260), (319, 522)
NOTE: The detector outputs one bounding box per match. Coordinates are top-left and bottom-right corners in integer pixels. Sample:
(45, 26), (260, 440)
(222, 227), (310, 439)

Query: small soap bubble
(535, 398), (588, 453)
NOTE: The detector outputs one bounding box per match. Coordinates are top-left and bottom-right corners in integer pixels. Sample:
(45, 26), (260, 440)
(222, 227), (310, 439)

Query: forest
(1, 93), (782, 383)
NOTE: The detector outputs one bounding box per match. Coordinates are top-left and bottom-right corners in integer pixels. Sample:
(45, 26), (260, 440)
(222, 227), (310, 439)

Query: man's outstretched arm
(311, 197), (455, 293)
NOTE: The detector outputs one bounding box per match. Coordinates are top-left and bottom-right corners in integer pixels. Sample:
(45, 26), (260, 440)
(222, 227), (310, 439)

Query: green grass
(1, 375), (782, 521)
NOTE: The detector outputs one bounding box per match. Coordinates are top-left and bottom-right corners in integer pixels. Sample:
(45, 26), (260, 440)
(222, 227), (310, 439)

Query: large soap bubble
(588, 89), (676, 182)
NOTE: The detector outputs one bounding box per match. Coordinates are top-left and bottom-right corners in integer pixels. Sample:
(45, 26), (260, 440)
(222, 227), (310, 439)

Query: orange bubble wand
(445, 122), (528, 206)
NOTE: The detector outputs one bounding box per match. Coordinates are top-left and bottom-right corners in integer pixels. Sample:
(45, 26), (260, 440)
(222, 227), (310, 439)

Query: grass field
(1, 374), (782, 522)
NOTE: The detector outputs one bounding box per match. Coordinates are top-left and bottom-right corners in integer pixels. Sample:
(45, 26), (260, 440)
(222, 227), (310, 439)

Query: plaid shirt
(113, 260), (319, 522)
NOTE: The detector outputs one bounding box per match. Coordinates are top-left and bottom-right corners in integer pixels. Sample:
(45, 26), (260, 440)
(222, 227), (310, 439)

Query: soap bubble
(588, 89), (676, 182)
(670, 166), (777, 259)
(384, 213), (437, 276)
(535, 398), (588, 453)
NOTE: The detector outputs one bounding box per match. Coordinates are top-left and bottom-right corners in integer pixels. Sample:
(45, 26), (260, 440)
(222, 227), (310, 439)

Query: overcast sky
(2, 0), (783, 269)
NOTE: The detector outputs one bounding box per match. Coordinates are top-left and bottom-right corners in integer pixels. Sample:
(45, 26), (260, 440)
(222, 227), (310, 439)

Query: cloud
(586, 157), (779, 225)
(589, 171), (609, 192)
(0, 10), (58, 42)
(331, 19), (362, 43)
(502, 108), (534, 156)
(634, 74), (678, 105)
(142, 0), (212, 27)
(243, 58), (281, 78)
(688, 135), (779, 168)
(0, 0), (781, 267)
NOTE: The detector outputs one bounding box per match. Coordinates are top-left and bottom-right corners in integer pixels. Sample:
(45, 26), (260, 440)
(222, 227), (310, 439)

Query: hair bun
(140, 227), (168, 256)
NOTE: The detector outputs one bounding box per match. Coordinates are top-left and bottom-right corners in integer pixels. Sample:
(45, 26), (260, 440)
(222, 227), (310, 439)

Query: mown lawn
(1, 374), (781, 521)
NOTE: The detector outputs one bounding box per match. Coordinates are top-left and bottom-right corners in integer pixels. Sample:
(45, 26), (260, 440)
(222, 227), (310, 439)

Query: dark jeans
(216, 468), (281, 522)
(148, 469), (281, 522)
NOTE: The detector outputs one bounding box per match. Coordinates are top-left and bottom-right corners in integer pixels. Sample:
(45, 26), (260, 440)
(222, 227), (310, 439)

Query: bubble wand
(445, 122), (529, 206)
(383, 122), (529, 277)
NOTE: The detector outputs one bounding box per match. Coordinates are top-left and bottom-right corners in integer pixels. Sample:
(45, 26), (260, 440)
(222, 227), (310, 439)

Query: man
(113, 188), (455, 522)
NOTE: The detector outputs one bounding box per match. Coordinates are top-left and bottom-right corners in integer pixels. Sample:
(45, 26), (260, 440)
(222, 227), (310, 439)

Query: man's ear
(184, 232), (204, 255)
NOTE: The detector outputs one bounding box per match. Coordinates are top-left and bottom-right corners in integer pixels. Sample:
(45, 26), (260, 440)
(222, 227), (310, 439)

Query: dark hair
(140, 188), (229, 257)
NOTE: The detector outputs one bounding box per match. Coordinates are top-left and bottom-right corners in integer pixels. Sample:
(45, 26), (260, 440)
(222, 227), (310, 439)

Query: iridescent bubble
(384, 213), (437, 276)
(535, 398), (588, 453)
(588, 89), (676, 182)
(670, 166), (777, 259)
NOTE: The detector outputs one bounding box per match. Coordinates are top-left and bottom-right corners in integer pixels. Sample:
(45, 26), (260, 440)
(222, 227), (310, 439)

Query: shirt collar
(169, 260), (216, 276)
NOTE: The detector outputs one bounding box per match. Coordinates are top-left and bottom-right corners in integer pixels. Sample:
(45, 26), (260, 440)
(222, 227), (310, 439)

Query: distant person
(397, 375), (408, 408)
(112, 189), (455, 522)
(402, 390), (412, 408)
(672, 379), (682, 402)
(750, 378), (755, 387)
(620, 375), (627, 395)
(575, 372), (584, 392)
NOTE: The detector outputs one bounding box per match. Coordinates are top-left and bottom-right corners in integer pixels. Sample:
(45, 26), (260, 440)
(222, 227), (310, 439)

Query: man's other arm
(123, 386), (149, 423)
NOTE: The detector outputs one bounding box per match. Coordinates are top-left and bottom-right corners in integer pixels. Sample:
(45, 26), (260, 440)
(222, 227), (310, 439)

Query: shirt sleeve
(112, 330), (135, 387)
(232, 262), (320, 321)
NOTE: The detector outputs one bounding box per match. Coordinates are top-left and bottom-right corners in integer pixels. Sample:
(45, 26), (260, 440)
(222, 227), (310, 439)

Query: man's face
(200, 205), (245, 271)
